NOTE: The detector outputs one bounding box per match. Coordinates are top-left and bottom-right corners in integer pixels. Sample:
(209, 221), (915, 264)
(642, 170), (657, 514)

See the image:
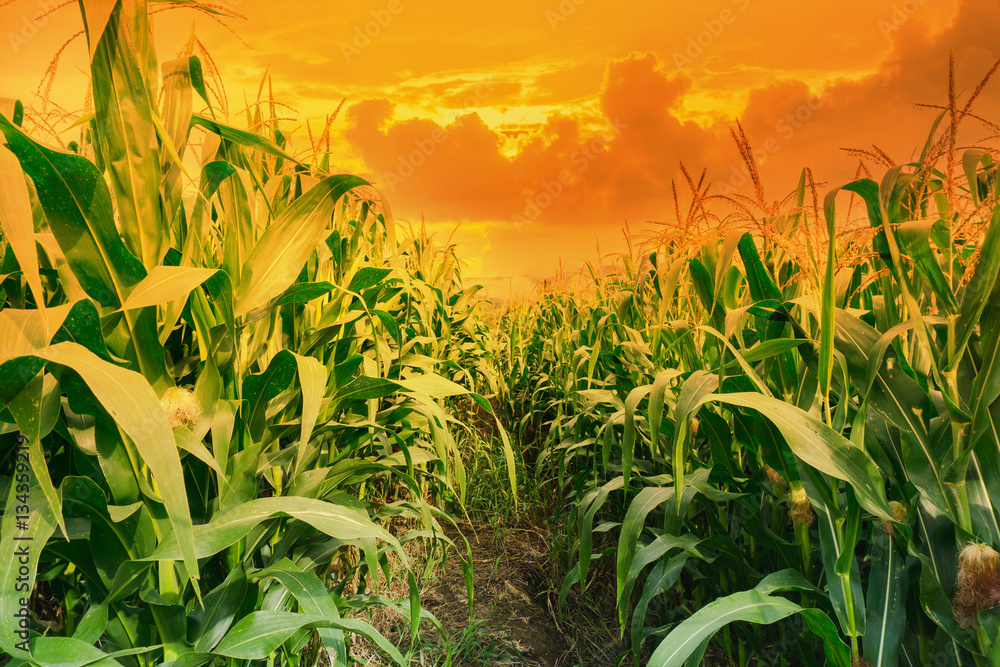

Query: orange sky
(1, 0), (998, 295)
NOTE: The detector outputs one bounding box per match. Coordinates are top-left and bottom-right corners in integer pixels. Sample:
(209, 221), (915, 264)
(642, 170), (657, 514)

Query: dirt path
(421, 523), (572, 667)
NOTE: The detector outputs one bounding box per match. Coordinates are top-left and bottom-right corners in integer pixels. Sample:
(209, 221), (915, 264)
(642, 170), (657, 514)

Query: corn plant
(502, 64), (1000, 666)
(0, 1), (514, 665)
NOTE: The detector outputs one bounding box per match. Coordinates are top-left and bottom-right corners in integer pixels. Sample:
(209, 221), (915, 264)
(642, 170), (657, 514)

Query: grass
(460, 430), (550, 530)
(412, 619), (525, 667)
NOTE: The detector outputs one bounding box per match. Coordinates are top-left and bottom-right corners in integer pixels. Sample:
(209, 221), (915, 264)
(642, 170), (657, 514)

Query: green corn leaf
(733, 338), (808, 365)
(863, 524), (908, 667)
(120, 266), (219, 311)
(71, 603), (109, 646)
(191, 113), (298, 163)
(188, 566), (247, 652)
(803, 473), (866, 638)
(87, 0), (164, 268)
(954, 196), (1000, 361)
(754, 568), (825, 596)
(897, 219), (959, 313)
(334, 376), (400, 402)
(631, 553), (691, 656)
(25, 636), (124, 667)
(737, 233), (782, 302)
(187, 56), (212, 112)
(830, 309), (955, 519)
(275, 281), (335, 306)
(242, 349), (296, 441)
(687, 258), (715, 312)
(616, 486), (675, 626)
(0, 144), (43, 308)
(0, 115), (145, 307)
(703, 392), (893, 520)
(620, 533), (701, 616)
(233, 174), (368, 316)
(623, 384), (652, 494)
(146, 496), (400, 561)
(348, 266), (393, 293)
(7, 374), (66, 540)
(252, 560), (348, 666)
(648, 590), (837, 667)
(51, 298), (114, 362)
(213, 611), (405, 665)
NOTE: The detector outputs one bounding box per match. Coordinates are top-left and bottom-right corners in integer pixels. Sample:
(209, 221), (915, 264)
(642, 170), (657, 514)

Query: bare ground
(351, 521), (627, 667)
(420, 522), (568, 666)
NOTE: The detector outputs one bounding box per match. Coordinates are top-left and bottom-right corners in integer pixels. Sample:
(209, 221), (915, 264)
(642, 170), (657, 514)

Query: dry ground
(350, 521), (628, 667)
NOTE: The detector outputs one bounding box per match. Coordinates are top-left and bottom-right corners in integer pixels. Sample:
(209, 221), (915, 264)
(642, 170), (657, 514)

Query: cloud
(599, 52), (691, 125)
(344, 99), (519, 220)
(333, 0), (997, 290)
(734, 0), (999, 191)
(344, 51), (727, 229)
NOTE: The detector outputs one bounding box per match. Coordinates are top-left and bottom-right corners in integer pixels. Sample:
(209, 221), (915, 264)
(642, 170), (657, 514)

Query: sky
(1, 0), (998, 295)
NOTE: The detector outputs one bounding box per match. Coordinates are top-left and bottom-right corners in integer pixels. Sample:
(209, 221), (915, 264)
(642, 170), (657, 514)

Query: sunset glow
(2, 0), (997, 295)
(3, 3), (1000, 661)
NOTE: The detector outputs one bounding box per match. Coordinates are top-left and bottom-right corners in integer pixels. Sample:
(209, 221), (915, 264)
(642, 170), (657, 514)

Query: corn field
(500, 74), (1000, 663)
(0, 2), (511, 665)
(1, 1), (999, 666)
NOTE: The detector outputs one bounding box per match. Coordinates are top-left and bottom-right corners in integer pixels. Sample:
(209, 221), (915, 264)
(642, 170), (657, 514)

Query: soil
(350, 519), (627, 667)
(421, 522), (571, 667)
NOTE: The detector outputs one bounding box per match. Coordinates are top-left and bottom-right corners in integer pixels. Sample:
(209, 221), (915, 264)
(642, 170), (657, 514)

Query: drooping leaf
(121, 266), (219, 311)
(702, 392), (893, 520)
(147, 496), (400, 561)
(0, 115), (145, 307)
